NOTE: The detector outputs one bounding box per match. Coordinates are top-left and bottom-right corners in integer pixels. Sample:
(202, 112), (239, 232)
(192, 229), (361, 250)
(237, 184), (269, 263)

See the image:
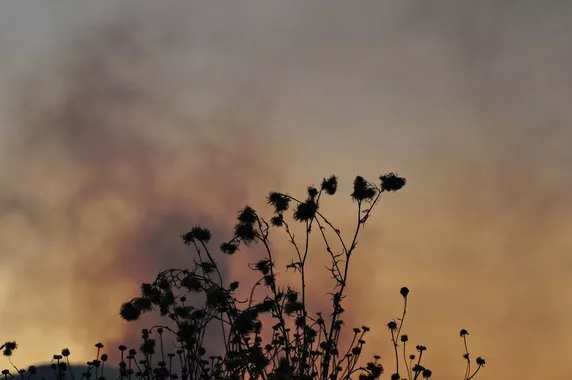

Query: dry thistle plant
(2, 173), (485, 380)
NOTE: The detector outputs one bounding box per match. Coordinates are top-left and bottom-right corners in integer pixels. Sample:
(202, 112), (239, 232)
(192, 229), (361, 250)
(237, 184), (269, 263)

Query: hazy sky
(0, 1), (571, 378)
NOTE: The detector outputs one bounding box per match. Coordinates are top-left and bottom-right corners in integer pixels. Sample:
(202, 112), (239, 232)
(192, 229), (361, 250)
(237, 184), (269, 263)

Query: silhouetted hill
(20, 364), (119, 380)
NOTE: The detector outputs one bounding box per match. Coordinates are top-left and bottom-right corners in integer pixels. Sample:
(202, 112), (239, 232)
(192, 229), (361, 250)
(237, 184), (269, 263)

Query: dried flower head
(220, 242), (239, 255)
(270, 215), (284, 227)
(2, 342), (17, 357)
(181, 274), (202, 292)
(234, 222), (257, 243)
(307, 186), (318, 199)
(294, 200), (318, 222)
(237, 206), (257, 225)
(380, 173), (406, 192)
(351, 176), (376, 202)
(255, 259), (271, 275)
(190, 226), (212, 243)
(321, 175), (338, 195)
(120, 301), (141, 321)
(267, 192), (290, 213)
(140, 339), (156, 355)
(229, 281), (240, 291)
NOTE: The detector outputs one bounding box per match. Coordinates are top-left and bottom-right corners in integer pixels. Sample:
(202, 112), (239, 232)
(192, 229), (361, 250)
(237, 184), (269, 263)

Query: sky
(0, 1), (571, 378)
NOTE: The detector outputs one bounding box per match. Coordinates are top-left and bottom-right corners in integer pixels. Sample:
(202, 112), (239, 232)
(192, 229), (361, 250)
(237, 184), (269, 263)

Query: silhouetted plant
(3, 174), (486, 380)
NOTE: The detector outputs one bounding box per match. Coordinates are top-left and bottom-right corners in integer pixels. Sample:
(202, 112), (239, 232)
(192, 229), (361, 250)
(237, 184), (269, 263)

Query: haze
(0, 2), (571, 378)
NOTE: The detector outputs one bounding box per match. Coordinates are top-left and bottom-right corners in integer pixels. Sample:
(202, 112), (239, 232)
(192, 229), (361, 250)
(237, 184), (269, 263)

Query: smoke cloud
(0, 3), (284, 364)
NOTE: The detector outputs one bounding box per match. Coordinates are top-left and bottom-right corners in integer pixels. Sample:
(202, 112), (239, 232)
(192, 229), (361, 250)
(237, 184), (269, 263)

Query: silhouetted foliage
(3, 174), (485, 380)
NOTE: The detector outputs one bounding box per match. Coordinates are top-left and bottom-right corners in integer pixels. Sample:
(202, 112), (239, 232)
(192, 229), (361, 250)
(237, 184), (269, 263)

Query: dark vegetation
(2, 174), (485, 379)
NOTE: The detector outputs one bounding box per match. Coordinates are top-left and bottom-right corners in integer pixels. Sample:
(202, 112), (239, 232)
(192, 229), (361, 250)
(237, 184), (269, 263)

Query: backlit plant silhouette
(2, 173), (486, 380)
